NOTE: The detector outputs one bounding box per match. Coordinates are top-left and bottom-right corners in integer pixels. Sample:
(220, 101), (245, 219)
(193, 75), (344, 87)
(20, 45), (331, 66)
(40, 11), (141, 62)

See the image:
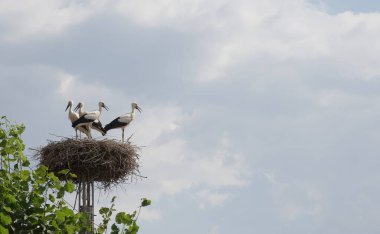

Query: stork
(65, 101), (91, 139)
(74, 102), (107, 136)
(104, 102), (142, 143)
(72, 101), (109, 138)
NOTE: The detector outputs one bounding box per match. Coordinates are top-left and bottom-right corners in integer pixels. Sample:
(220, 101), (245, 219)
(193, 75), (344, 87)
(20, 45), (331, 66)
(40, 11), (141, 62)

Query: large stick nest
(34, 138), (141, 189)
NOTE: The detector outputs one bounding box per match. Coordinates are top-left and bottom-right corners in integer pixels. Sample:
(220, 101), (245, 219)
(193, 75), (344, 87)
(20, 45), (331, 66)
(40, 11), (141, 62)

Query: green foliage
(0, 116), (151, 233)
(98, 197), (151, 234)
(0, 116), (90, 233)
(141, 198), (151, 207)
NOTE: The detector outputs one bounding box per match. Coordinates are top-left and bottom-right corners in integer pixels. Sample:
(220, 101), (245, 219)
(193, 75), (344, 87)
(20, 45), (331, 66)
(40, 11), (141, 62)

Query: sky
(1, 0), (380, 233)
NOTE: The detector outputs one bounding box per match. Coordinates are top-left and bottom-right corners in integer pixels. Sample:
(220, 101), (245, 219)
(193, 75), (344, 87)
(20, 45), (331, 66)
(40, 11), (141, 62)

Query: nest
(34, 138), (141, 189)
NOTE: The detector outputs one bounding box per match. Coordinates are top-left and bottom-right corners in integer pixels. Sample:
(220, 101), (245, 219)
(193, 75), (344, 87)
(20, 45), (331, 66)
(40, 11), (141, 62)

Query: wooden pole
(78, 182), (81, 210)
(78, 180), (95, 233)
(91, 181), (95, 226)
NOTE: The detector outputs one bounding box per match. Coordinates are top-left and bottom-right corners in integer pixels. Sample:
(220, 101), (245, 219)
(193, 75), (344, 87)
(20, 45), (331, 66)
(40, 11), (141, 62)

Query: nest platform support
(78, 181), (95, 232)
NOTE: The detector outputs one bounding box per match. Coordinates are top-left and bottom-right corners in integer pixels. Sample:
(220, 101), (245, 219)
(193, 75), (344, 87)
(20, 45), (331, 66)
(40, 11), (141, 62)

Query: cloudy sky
(1, 0), (380, 233)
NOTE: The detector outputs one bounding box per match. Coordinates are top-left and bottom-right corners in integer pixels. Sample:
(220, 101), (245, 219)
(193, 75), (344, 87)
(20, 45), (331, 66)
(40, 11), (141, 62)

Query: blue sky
(311, 0), (380, 13)
(1, 0), (380, 233)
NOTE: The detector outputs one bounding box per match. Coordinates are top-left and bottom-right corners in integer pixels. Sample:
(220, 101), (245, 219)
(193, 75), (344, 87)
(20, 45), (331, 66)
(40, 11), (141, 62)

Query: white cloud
(112, 0), (230, 29)
(108, 0), (329, 80)
(138, 208), (162, 222)
(264, 171), (324, 222)
(2, 0), (380, 82)
(0, 0), (98, 42)
(208, 225), (220, 234)
(132, 106), (186, 144)
(196, 190), (231, 209)
(316, 89), (358, 107)
(131, 122), (248, 200)
(57, 70), (115, 102)
(109, 0), (380, 81)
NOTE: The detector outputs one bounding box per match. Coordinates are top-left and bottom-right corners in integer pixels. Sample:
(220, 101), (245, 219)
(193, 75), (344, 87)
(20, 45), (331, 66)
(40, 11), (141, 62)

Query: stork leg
(122, 128), (125, 143)
(87, 124), (92, 139)
(75, 129), (78, 140)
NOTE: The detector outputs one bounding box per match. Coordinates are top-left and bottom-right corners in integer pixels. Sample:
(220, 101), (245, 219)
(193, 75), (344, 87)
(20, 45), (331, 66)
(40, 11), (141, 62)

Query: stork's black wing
(92, 121), (106, 136)
(104, 117), (127, 132)
(72, 114), (94, 128)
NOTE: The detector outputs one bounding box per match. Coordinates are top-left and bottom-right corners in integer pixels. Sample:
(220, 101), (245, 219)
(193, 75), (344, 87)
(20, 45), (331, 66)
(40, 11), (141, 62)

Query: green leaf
(48, 173), (61, 189)
(55, 207), (74, 224)
(20, 170), (30, 180)
(58, 169), (70, 175)
(2, 207), (11, 213)
(57, 187), (65, 199)
(0, 212), (12, 226)
(55, 211), (65, 224)
(99, 207), (110, 215)
(61, 207), (74, 216)
(141, 198), (151, 207)
(97, 227), (105, 234)
(129, 222), (139, 234)
(64, 181), (76, 193)
(115, 212), (124, 224)
(4, 194), (16, 204)
(131, 210), (137, 218)
(35, 165), (48, 176)
(22, 159), (30, 167)
(49, 194), (56, 203)
(111, 224), (120, 234)
(115, 212), (132, 225)
(64, 224), (75, 234)
(0, 224), (9, 234)
(16, 124), (25, 135)
(31, 195), (45, 207)
(51, 220), (59, 229)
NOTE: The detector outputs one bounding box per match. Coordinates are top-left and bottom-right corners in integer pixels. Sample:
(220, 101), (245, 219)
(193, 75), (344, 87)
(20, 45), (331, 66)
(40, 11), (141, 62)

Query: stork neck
(79, 106), (85, 116)
(68, 105), (73, 114)
(68, 105), (76, 120)
(130, 107), (136, 119)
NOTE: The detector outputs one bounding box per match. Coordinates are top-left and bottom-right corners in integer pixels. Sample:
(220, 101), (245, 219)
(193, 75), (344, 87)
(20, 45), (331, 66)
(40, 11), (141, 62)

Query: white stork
(72, 101), (109, 138)
(74, 102), (107, 136)
(104, 102), (142, 143)
(65, 101), (90, 139)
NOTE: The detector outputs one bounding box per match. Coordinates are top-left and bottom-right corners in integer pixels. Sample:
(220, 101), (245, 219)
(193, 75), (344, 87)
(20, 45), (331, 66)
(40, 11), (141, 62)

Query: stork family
(65, 101), (142, 142)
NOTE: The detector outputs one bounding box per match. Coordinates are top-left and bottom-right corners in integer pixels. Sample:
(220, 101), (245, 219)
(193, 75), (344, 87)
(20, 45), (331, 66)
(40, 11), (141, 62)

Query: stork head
(74, 102), (84, 112)
(99, 101), (109, 111)
(132, 102), (142, 113)
(65, 100), (73, 111)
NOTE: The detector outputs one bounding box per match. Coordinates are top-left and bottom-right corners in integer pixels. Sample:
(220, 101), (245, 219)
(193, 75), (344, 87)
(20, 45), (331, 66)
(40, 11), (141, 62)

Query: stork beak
(136, 106), (142, 113)
(65, 103), (70, 111)
(74, 104), (80, 112)
(103, 104), (109, 111)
